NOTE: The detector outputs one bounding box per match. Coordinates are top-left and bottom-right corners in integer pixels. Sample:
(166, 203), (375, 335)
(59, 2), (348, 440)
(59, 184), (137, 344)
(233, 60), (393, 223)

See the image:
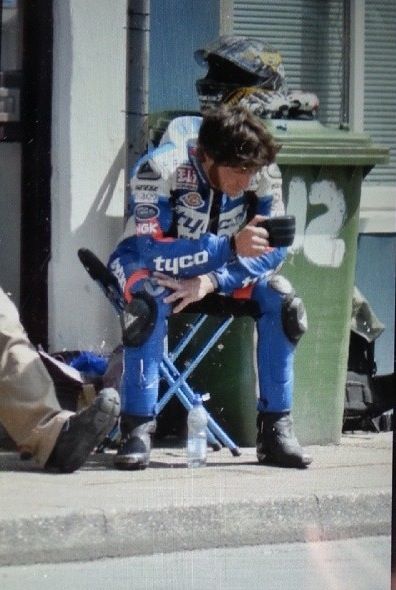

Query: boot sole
(48, 389), (120, 473)
(257, 451), (312, 469)
(113, 460), (148, 471)
(114, 453), (149, 470)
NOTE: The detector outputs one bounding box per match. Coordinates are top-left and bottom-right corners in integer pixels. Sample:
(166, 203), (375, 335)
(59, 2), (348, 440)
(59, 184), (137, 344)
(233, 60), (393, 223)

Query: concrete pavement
(0, 431), (392, 566)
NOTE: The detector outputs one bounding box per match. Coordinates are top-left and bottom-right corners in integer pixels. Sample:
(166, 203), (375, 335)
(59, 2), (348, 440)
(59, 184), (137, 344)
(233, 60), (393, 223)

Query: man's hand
(234, 215), (271, 257)
(153, 272), (215, 313)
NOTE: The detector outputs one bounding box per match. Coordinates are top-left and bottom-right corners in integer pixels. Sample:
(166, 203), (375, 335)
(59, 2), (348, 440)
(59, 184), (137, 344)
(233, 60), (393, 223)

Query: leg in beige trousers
(0, 288), (73, 466)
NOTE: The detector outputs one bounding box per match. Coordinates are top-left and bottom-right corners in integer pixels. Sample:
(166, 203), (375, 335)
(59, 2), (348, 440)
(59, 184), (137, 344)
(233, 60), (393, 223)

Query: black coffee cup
(259, 215), (296, 247)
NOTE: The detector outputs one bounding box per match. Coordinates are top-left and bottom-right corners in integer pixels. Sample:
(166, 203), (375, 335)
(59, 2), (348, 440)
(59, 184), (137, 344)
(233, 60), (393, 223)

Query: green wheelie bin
(268, 120), (388, 445)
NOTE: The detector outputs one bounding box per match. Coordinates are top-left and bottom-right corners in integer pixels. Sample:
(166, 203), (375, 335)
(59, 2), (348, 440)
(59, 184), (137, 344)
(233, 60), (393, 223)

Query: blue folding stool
(78, 248), (241, 456)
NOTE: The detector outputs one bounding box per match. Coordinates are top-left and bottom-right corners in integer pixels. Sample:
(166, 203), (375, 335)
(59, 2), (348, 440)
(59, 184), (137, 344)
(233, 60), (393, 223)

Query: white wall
(49, 0), (127, 353)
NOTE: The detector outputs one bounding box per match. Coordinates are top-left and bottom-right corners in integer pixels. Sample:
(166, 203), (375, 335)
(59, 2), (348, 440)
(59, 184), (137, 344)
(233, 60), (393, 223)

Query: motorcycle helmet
(195, 36), (287, 111)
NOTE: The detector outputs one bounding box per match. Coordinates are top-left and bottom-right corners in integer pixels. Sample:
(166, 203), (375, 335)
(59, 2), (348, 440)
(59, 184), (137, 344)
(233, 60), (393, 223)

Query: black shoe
(256, 412), (313, 468)
(45, 387), (120, 473)
(114, 414), (156, 470)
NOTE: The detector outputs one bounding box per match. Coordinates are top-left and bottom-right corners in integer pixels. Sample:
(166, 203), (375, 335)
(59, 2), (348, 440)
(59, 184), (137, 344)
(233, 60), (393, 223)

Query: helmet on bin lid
(195, 36), (286, 110)
(194, 36), (285, 84)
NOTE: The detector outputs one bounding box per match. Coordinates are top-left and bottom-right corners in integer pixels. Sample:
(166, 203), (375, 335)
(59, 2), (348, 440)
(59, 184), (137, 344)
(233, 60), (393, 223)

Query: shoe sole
(257, 451), (312, 469)
(113, 460), (148, 471)
(114, 454), (149, 470)
(56, 388), (120, 473)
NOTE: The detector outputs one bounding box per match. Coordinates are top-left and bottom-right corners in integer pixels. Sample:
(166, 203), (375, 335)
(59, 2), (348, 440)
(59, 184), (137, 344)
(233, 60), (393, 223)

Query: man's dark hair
(197, 104), (280, 168)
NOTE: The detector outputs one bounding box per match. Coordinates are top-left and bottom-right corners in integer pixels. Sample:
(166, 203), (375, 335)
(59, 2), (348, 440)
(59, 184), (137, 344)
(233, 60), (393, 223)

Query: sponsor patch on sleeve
(180, 192), (204, 209)
(134, 182), (159, 203)
(176, 165), (198, 190)
(134, 204), (161, 237)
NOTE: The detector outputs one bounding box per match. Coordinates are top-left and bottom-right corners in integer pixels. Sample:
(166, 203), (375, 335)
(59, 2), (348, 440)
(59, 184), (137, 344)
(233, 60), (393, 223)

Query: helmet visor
(195, 78), (241, 110)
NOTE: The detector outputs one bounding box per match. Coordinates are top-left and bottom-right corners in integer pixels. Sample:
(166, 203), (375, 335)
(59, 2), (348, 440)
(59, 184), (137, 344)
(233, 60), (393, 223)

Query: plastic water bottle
(187, 394), (208, 468)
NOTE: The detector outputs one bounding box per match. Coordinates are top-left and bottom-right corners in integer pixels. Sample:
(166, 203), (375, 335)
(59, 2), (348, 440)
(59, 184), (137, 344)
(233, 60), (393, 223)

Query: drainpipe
(340, 0), (351, 128)
(125, 0), (150, 216)
(0, 0), (3, 69)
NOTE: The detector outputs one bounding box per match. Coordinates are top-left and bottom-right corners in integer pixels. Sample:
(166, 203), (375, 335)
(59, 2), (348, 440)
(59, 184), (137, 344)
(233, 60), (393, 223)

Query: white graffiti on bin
(287, 178), (346, 268)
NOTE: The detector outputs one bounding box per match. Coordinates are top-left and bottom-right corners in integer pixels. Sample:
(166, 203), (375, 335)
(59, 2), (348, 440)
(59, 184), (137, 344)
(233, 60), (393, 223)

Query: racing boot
(256, 411), (312, 468)
(114, 414), (156, 470)
(45, 387), (120, 473)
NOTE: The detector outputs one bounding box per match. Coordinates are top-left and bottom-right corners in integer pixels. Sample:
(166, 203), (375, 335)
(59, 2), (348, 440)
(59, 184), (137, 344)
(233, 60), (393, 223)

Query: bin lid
(264, 119), (389, 167)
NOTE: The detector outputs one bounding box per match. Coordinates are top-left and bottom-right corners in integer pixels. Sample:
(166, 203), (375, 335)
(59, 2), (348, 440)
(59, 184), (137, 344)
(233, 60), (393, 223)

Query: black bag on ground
(343, 288), (393, 431)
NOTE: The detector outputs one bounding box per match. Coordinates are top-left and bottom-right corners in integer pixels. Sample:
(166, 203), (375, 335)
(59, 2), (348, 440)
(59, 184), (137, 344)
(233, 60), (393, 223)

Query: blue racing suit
(109, 116), (298, 418)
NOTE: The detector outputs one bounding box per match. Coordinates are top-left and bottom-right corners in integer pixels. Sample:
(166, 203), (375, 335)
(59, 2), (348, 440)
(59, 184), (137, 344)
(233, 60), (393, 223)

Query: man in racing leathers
(108, 104), (311, 470)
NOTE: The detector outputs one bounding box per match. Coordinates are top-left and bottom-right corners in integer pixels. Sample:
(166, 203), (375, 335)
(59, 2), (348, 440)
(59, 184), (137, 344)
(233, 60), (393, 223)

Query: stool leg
(158, 360), (221, 450)
(169, 314), (208, 362)
(158, 357), (241, 456)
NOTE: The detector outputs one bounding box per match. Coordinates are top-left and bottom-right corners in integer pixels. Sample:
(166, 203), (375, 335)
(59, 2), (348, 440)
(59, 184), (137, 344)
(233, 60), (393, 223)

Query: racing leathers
(108, 116), (302, 419)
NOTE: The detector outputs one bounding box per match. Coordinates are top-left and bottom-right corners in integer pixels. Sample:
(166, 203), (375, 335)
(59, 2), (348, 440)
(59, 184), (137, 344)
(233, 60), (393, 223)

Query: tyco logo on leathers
(153, 251), (209, 274)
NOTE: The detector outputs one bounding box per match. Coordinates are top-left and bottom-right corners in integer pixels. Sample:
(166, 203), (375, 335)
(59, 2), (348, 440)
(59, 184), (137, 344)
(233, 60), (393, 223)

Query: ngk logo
(136, 220), (160, 236)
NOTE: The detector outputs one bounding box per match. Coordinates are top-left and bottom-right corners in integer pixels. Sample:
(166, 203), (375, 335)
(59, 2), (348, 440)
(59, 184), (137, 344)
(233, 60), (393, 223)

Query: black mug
(258, 215), (296, 247)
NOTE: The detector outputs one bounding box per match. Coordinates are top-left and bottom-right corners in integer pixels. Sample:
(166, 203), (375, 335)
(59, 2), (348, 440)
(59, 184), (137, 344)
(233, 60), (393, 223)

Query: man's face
(200, 153), (258, 197)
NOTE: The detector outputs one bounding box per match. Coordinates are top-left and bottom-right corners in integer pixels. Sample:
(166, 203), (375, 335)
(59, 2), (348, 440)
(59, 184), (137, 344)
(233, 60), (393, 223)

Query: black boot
(256, 412), (313, 468)
(45, 387), (120, 473)
(114, 414), (156, 470)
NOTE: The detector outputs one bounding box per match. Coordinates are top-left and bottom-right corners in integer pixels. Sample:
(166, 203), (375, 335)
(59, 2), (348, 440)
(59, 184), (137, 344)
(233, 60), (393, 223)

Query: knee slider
(282, 295), (308, 344)
(121, 292), (157, 347)
(269, 275), (308, 344)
